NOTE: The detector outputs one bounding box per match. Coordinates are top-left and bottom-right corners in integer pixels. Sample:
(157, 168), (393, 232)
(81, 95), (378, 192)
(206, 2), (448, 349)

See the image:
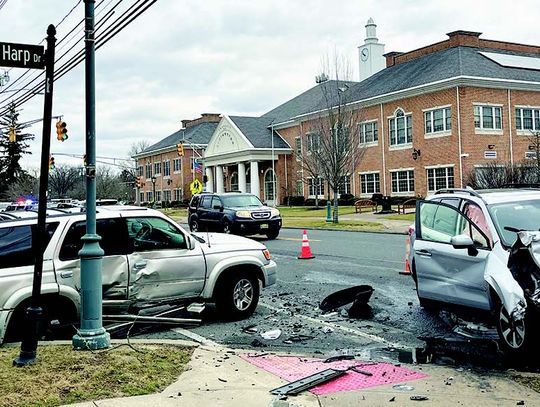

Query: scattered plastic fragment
(410, 395), (429, 401)
(324, 355), (355, 363)
(242, 324), (258, 334)
(261, 329), (282, 340)
(322, 326), (334, 334)
(392, 384), (415, 391)
(389, 396), (396, 402)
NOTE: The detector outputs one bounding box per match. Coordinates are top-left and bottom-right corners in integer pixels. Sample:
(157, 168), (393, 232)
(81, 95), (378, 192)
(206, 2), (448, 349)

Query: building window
(163, 190), (171, 202)
(173, 158), (182, 173)
(474, 105), (502, 130)
(163, 160), (170, 177)
(139, 192), (144, 203)
(174, 188), (183, 201)
(154, 162), (162, 176)
(360, 173), (380, 195)
(359, 121), (378, 145)
(427, 167), (454, 192)
(230, 172), (239, 191)
(295, 180), (303, 196)
(156, 191), (162, 202)
(424, 107), (451, 134)
(308, 177), (324, 196)
(147, 191), (153, 202)
(264, 169), (276, 202)
(306, 132), (321, 153)
(391, 170), (415, 194)
(388, 109), (412, 146)
(337, 175), (351, 195)
(145, 162), (152, 179)
(516, 107), (540, 132)
(295, 136), (302, 160)
(137, 165), (143, 176)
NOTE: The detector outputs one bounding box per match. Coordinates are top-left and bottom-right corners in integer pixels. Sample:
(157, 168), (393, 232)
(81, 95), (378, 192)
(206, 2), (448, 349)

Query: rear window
(0, 222), (59, 269)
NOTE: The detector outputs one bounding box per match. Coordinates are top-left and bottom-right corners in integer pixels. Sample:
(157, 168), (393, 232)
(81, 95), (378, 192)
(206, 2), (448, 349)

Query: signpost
(0, 29), (55, 367)
(0, 42), (45, 69)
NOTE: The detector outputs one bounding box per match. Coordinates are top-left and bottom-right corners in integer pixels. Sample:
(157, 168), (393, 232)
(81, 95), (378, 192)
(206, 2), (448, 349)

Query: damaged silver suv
(411, 188), (540, 353)
(0, 206), (277, 343)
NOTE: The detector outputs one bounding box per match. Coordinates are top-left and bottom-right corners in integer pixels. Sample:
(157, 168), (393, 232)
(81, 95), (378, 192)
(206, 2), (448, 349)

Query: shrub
(283, 196), (305, 206)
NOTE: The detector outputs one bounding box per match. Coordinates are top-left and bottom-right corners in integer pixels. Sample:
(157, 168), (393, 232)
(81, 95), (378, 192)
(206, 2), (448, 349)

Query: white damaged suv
(411, 188), (540, 353)
(0, 206), (276, 343)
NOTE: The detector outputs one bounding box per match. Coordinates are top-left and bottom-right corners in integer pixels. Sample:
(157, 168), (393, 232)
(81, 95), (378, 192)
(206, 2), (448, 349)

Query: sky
(1, 0), (539, 172)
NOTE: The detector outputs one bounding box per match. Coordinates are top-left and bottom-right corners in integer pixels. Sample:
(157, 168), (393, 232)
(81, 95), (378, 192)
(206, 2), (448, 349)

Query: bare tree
(48, 165), (81, 198)
(297, 55), (364, 222)
(128, 140), (150, 159)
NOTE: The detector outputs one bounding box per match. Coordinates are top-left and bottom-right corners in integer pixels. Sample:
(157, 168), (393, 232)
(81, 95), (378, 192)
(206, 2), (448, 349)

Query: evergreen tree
(0, 102), (35, 197)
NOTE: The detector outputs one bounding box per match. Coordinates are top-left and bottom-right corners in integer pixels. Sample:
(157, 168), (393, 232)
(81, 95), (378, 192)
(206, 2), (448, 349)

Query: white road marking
(278, 237), (322, 242)
(260, 301), (403, 349)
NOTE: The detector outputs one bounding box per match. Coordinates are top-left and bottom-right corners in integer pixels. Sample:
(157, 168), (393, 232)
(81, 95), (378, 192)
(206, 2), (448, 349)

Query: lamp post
(151, 176), (156, 208)
(72, 0), (110, 351)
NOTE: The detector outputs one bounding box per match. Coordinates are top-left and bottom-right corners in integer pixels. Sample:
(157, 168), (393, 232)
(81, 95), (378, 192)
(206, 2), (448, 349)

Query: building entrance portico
(202, 115), (291, 202)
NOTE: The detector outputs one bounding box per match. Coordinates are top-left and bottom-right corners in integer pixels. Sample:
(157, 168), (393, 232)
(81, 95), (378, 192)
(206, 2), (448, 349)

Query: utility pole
(72, 0), (110, 350)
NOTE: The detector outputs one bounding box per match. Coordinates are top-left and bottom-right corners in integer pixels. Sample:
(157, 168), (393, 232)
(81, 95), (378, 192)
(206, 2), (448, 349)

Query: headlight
(270, 208), (280, 217)
(236, 210), (251, 218)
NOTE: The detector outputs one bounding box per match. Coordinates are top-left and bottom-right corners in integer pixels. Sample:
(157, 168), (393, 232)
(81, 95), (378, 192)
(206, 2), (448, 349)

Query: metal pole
(271, 121), (276, 206)
(72, 0), (110, 350)
(13, 25), (56, 367)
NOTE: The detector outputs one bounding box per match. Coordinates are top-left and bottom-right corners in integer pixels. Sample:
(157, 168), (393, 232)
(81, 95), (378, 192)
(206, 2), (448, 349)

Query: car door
(125, 216), (206, 302)
(55, 218), (131, 305)
(414, 200), (491, 310)
(197, 195), (213, 230)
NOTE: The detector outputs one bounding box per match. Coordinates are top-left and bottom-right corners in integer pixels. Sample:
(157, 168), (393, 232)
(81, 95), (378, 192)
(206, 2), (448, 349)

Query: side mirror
(213, 204), (223, 211)
(450, 234), (478, 256)
(186, 235), (195, 250)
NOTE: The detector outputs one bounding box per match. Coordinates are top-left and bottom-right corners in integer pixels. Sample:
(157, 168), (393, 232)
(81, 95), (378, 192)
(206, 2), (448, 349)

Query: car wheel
(215, 271), (260, 320)
(190, 218), (199, 232)
(222, 220), (232, 234)
(266, 228), (280, 240)
(496, 304), (529, 353)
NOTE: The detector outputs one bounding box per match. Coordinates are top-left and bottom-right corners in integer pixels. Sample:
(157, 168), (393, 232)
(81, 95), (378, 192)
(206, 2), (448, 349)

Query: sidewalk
(67, 340), (540, 407)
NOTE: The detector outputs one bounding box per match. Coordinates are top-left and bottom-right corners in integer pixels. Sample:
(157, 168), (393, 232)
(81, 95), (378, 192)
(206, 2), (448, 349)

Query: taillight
(262, 249), (271, 260)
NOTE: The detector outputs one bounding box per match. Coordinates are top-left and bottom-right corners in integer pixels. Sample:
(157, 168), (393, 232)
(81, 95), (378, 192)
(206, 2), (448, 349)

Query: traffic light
(8, 126), (16, 143)
(49, 155), (55, 170)
(135, 176), (141, 188)
(176, 143), (184, 157)
(56, 120), (68, 142)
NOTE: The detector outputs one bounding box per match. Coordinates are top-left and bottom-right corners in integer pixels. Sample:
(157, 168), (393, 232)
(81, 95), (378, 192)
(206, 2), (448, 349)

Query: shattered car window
(127, 217), (187, 251)
(463, 202), (493, 246)
(489, 199), (540, 247)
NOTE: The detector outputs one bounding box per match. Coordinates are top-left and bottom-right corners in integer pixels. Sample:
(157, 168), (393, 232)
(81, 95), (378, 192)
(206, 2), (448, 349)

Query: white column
(216, 165), (224, 193)
(250, 161), (260, 198)
(205, 167), (214, 193)
(238, 162), (246, 192)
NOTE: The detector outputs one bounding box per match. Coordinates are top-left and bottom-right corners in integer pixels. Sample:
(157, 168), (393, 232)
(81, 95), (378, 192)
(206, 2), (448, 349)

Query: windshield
(489, 199), (540, 246)
(222, 195), (263, 207)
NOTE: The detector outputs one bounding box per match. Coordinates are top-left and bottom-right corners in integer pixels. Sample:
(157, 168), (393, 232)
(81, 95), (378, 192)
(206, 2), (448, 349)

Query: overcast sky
(1, 0), (539, 171)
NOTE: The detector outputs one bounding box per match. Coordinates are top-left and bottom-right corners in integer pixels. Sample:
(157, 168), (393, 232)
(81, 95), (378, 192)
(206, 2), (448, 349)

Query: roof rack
(434, 188), (483, 198)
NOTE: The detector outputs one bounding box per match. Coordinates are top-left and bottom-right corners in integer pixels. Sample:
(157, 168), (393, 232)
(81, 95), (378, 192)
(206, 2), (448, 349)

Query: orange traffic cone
(400, 229), (412, 275)
(298, 229), (315, 259)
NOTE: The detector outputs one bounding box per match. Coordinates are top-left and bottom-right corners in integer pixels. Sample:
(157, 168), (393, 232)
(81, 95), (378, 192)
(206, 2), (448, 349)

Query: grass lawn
(0, 344), (192, 407)
(278, 205), (357, 217)
(161, 208), (188, 218)
(382, 213), (415, 222)
(283, 218), (384, 231)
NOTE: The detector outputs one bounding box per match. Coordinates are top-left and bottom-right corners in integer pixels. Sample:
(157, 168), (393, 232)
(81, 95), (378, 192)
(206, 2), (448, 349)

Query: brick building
(135, 20), (540, 204)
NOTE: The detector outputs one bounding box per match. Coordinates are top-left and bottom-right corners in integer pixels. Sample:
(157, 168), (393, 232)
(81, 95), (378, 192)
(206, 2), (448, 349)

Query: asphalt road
(140, 228), (456, 362)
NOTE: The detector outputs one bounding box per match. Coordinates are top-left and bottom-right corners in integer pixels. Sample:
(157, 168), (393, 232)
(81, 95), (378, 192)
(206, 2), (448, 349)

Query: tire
(189, 218), (200, 232)
(5, 298), (77, 343)
(496, 303), (530, 354)
(266, 228), (280, 240)
(222, 220), (232, 234)
(215, 272), (260, 320)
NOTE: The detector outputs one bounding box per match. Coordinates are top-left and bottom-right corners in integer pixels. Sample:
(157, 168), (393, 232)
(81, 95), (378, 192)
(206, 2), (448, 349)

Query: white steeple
(358, 18), (386, 81)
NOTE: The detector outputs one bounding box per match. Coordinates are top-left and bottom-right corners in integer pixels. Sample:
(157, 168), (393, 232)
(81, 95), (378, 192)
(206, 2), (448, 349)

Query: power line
(0, 0), (156, 114)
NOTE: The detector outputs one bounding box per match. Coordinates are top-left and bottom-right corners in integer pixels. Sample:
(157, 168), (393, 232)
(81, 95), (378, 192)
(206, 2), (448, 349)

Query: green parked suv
(188, 192), (282, 239)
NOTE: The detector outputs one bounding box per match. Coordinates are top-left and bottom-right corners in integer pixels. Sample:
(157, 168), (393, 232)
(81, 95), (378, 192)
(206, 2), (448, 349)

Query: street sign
(0, 41), (45, 69)
(190, 179), (203, 195)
